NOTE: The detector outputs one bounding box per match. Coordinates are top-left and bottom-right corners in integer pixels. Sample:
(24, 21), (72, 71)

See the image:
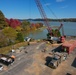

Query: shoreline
(0, 35), (76, 54)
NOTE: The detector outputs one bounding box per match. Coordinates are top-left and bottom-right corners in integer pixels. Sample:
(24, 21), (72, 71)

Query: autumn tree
(6, 18), (21, 29)
(21, 20), (30, 31)
(31, 23), (37, 30)
(5, 18), (10, 26)
(0, 31), (8, 47)
(38, 23), (43, 27)
(2, 27), (17, 45)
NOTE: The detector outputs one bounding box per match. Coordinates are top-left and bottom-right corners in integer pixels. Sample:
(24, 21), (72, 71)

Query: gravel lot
(0, 41), (76, 75)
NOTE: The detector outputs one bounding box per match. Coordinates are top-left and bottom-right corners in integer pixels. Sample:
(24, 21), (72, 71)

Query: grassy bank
(0, 42), (28, 54)
(0, 26), (46, 54)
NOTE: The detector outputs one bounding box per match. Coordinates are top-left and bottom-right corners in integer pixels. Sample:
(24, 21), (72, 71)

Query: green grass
(0, 42), (28, 54)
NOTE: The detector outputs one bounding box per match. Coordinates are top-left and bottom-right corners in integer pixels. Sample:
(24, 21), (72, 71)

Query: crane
(35, 0), (65, 43)
(34, 0), (52, 34)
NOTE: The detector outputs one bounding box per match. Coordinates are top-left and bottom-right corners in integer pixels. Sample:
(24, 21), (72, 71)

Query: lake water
(27, 21), (76, 39)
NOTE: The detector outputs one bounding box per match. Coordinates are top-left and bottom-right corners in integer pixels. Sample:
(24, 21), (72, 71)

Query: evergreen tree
(0, 10), (8, 29)
(16, 32), (24, 42)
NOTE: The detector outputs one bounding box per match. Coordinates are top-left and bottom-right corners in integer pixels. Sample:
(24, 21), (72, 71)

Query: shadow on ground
(45, 56), (52, 66)
(52, 45), (62, 52)
(71, 57), (76, 68)
(45, 45), (62, 66)
(66, 73), (72, 75)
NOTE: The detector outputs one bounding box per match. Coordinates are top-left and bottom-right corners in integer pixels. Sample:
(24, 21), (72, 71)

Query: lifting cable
(42, 0), (58, 19)
(42, 0), (63, 23)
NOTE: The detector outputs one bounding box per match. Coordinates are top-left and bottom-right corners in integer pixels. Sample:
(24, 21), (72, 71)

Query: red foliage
(5, 18), (21, 28)
(31, 23), (36, 27)
(31, 23), (43, 29)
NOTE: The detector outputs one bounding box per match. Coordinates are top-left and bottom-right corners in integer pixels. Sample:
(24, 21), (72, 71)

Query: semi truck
(48, 52), (68, 69)
(48, 40), (76, 69)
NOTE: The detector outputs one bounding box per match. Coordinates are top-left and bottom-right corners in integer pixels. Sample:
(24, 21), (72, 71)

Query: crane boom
(35, 0), (65, 43)
(58, 23), (64, 36)
(34, 0), (52, 33)
(58, 24), (63, 30)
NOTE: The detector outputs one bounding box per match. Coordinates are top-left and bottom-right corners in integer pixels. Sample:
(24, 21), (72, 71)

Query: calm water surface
(27, 21), (76, 39)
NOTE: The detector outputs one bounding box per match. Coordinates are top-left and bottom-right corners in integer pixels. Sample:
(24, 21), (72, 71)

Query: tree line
(0, 10), (43, 48)
(33, 18), (76, 22)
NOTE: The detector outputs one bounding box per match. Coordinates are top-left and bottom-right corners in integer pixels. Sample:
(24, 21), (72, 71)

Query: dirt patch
(24, 52), (48, 75)
(25, 62), (42, 75)
(3, 66), (8, 71)
(52, 43), (61, 47)
(30, 41), (37, 45)
(33, 52), (45, 63)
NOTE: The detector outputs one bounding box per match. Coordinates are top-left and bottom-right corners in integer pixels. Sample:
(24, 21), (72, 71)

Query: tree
(16, 26), (22, 31)
(5, 18), (10, 26)
(9, 18), (21, 28)
(21, 20), (30, 31)
(0, 31), (8, 47)
(16, 32), (24, 42)
(31, 23), (37, 30)
(37, 23), (43, 27)
(0, 10), (8, 29)
(6, 18), (21, 29)
(22, 20), (30, 26)
(2, 27), (17, 45)
(54, 29), (61, 37)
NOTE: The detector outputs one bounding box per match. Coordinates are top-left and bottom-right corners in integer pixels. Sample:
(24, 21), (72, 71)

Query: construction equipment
(48, 40), (76, 69)
(47, 23), (65, 43)
(0, 54), (15, 66)
(62, 40), (76, 54)
(48, 52), (68, 69)
(35, 0), (65, 43)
